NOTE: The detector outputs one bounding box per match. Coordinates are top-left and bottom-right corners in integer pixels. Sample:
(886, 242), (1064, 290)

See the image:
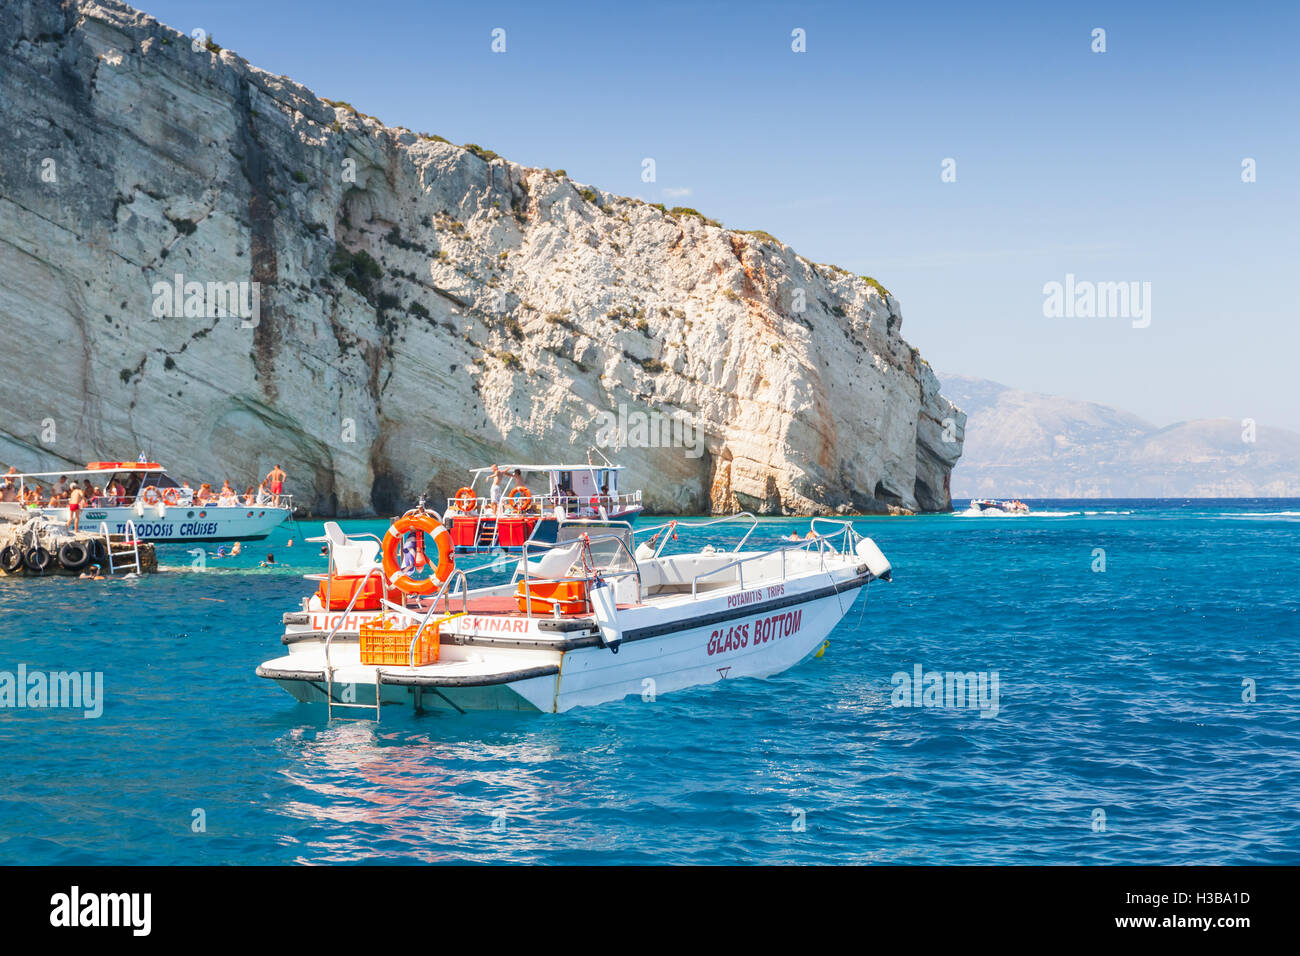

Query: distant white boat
(969, 498), (1030, 515)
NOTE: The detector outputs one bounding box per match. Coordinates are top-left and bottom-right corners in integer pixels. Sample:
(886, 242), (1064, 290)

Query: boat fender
(633, 541), (656, 560)
(0, 545), (23, 574)
(24, 546), (52, 575)
(854, 537), (893, 582)
(589, 577), (622, 651)
(57, 541), (91, 572)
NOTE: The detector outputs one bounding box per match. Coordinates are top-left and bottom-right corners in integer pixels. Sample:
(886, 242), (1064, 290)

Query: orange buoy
(454, 486), (477, 511)
(382, 512), (454, 595)
(141, 486), (161, 505)
(507, 485), (532, 513)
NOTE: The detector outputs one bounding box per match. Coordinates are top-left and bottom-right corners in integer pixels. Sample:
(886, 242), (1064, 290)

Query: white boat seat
(322, 521), (380, 576)
(637, 554), (741, 597)
(526, 541), (584, 580)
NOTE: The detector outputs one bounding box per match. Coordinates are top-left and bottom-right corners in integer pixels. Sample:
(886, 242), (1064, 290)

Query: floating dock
(0, 516), (157, 577)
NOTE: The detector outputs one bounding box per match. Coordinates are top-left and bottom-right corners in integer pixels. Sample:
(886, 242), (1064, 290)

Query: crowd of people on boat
(0, 464), (290, 522)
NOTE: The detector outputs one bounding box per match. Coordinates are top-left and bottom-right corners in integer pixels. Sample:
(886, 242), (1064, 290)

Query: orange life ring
(141, 486), (161, 505)
(507, 485), (532, 513)
(162, 488), (180, 505)
(454, 486), (477, 511)
(382, 512), (454, 595)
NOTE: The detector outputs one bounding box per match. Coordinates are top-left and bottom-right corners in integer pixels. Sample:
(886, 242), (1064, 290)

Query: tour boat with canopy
(444, 461), (643, 554)
(256, 505), (893, 717)
(0, 461), (292, 542)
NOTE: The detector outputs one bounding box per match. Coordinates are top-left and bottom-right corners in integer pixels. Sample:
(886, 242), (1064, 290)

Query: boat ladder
(323, 564), (384, 721)
(98, 520), (141, 576)
(325, 669), (383, 721)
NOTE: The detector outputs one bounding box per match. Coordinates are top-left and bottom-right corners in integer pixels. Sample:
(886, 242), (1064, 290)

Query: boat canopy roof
(468, 464), (625, 475)
(4, 464), (165, 479)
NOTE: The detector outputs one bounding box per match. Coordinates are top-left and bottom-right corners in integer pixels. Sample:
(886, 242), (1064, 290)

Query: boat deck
(416, 594), (635, 617)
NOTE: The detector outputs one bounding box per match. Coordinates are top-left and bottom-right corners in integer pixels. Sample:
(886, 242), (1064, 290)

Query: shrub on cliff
(860, 276), (892, 299)
(330, 246), (382, 298)
(463, 143), (500, 162)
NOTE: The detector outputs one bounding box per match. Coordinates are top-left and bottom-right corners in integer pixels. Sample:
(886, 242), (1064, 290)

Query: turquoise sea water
(0, 500), (1296, 865)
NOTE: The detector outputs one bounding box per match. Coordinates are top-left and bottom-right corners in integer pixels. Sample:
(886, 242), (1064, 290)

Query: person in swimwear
(67, 484), (85, 531)
(265, 464), (286, 507)
(487, 464), (503, 513)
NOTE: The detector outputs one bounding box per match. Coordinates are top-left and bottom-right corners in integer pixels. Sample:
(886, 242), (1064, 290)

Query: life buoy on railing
(382, 512), (454, 595)
(162, 488), (180, 506)
(141, 487), (161, 505)
(507, 486), (532, 513)
(454, 487), (477, 511)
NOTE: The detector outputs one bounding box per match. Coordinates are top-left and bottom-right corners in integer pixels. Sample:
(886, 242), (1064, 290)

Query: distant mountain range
(940, 374), (1300, 498)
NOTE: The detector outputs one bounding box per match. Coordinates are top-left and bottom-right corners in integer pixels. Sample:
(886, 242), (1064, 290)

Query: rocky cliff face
(0, 0), (964, 515)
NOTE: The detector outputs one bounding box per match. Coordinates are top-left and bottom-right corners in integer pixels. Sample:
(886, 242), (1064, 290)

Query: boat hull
(259, 571), (868, 714)
(45, 503), (291, 542)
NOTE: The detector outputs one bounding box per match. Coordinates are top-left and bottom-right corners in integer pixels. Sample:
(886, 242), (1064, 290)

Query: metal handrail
(688, 527), (855, 598)
(444, 491), (641, 517)
(97, 521), (115, 576)
(809, 517), (861, 556)
(635, 512), (759, 556)
(314, 531), (385, 610)
(406, 569), (470, 667)
(322, 563), (384, 676)
(518, 532), (642, 620)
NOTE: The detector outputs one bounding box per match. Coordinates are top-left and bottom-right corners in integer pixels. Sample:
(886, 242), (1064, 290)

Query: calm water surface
(1, 500), (1296, 864)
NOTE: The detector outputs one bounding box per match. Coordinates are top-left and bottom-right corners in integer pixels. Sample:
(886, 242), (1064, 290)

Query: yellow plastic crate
(358, 614), (462, 666)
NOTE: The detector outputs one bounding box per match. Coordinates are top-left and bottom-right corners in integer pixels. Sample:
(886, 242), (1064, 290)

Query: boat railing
(808, 517), (862, 556)
(518, 533), (642, 620)
(444, 491), (640, 518)
(407, 569), (470, 666)
(319, 562), (389, 719)
(688, 524), (859, 599)
(310, 530), (385, 606)
(635, 512), (759, 557)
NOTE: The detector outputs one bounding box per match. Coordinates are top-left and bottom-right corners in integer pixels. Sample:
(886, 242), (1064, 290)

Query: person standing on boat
(265, 464), (286, 507)
(67, 483), (85, 532)
(488, 464), (503, 513)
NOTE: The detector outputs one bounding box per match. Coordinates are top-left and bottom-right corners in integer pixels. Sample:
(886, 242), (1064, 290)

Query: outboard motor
(589, 575), (623, 651)
(854, 537), (893, 582)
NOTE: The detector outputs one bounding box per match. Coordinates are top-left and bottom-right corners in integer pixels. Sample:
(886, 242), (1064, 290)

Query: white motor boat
(1, 461), (292, 542)
(257, 512), (893, 717)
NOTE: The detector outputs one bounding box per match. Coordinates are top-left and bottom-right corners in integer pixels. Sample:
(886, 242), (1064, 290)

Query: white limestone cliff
(0, 0), (965, 515)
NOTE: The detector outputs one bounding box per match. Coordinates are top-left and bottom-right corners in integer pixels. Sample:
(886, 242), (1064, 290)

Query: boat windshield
(554, 525), (636, 577)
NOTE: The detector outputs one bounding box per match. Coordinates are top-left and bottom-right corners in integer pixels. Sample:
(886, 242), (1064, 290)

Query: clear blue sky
(138, 0), (1299, 427)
